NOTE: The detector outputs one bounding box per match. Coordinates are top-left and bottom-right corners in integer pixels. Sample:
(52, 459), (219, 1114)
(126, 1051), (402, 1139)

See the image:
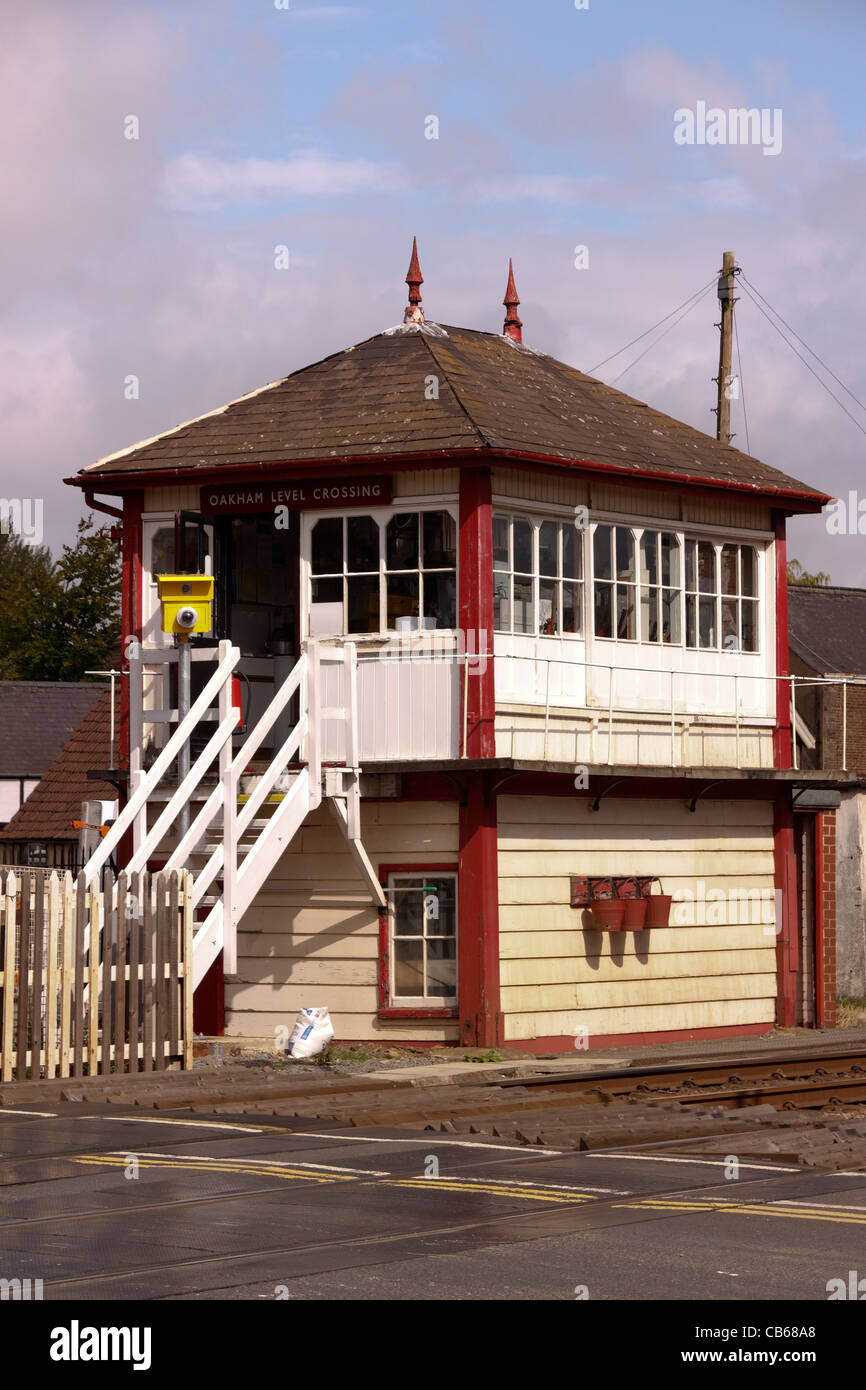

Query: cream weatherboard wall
(498, 795), (777, 1042)
(225, 799), (460, 1042)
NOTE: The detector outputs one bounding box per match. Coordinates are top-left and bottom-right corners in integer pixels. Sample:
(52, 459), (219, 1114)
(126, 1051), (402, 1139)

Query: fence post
(182, 870), (194, 1071)
(60, 872), (74, 1078)
(1, 872), (16, 1083)
(45, 871), (60, 1081)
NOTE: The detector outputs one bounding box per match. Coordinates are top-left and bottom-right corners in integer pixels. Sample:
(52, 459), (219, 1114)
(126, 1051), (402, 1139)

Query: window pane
(492, 514), (510, 571)
(393, 878), (426, 934)
(661, 533), (680, 587)
(426, 939), (456, 996)
(616, 529), (635, 581)
(697, 542), (716, 593)
(641, 587), (659, 642)
(685, 540), (696, 592)
(742, 598), (758, 652)
(686, 593), (696, 647)
(639, 531), (658, 586)
(386, 573), (419, 627)
(513, 576), (533, 633)
(311, 576), (342, 604)
(616, 584), (635, 639)
(151, 527), (175, 578)
(562, 524), (582, 580)
(539, 520), (558, 577)
(347, 574), (380, 632)
(423, 572), (456, 629)
(662, 588), (681, 644)
(595, 583), (612, 638)
(698, 594), (716, 647)
(422, 511), (456, 569)
(387, 513), (419, 570)
(562, 581), (580, 634)
(721, 544), (738, 596)
(311, 517), (343, 575)
(394, 939), (424, 997)
(593, 525), (612, 581)
(513, 518), (532, 574)
(493, 575), (511, 631)
(347, 515), (379, 572)
(423, 877), (456, 935)
(539, 578), (557, 634)
(722, 597), (739, 651)
(741, 547), (756, 597)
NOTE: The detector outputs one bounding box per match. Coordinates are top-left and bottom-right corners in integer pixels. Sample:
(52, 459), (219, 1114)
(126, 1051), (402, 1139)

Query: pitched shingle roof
(0, 682), (107, 777)
(789, 585), (866, 675)
(77, 323), (827, 504)
(0, 691), (116, 842)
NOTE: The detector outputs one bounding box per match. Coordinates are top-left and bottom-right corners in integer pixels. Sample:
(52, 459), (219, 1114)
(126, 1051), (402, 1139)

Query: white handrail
(84, 640), (240, 885)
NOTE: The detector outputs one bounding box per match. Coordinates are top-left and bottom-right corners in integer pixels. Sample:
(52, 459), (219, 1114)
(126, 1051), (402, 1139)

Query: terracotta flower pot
(644, 894), (672, 928)
(622, 896), (648, 930)
(590, 900), (627, 931)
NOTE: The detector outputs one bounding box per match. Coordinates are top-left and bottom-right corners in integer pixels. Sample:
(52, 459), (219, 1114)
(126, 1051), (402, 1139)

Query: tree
(0, 517), (121, 680)
(787, 558), (831, 587)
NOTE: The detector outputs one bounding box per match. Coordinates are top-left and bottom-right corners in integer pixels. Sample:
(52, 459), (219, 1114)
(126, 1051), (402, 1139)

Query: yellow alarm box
(157, 574), (214, 635)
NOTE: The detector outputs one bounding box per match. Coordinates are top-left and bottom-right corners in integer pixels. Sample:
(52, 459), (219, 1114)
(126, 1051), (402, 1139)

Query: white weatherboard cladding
(317, 649), (460, 761)
(224, 799), (460, 1042)
(497, 794), (777, 1041)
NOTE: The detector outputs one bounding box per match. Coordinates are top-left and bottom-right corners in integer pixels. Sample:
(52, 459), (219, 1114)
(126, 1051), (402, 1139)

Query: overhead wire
(736, 278), (866, 441)
(608, 283), (716, 385)
(586, 278), (717, 375)
(738, 271), (866, 419)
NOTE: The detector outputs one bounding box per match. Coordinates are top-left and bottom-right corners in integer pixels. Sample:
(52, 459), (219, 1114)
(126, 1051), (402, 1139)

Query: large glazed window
(493, 513), (583, 636)
(309, 509), (456, 635)
(592, 524), (761, 653)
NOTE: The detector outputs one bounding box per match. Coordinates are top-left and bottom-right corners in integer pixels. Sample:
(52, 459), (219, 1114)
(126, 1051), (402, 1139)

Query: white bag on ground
(287, 1007), (334, 1060)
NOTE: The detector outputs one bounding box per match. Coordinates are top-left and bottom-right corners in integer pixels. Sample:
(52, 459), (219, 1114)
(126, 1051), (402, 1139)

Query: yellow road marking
(66, 1153), (866, 1226)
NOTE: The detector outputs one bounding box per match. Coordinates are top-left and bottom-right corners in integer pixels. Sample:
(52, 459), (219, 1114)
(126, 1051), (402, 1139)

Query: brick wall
(820, 683), (866, 773)
(821, 810), (837, 1027)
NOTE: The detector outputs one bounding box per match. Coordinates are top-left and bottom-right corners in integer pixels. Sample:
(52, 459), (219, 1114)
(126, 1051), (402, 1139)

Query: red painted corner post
(773, 797), (798, 1026)
(773, 512), (791, 769)
(458, 777), (501, 1047)
(458, 467), (495, 758)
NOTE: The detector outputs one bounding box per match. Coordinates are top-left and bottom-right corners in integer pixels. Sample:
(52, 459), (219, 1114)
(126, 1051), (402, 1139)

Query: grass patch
(464, 1049), (505, 1063)
(837, 997), (866, 1027)
(318, 1043), (379, 1064)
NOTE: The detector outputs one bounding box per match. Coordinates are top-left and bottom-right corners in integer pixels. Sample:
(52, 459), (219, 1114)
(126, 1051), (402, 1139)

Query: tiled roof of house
(788, 585), (866, 676)
(0, 682), (107, 777)
(77, 323), (827, 505)
(0, 690), (116, 843)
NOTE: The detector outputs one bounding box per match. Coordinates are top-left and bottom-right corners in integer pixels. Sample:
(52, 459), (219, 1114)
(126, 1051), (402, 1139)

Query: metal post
(607, 666), (614, 765)
(543, 657), (551, 761)
(670, 669), (676, 767)
(842, 680), (848, 771)
(178, 638), (191, 839)
(790, 675), (798, 771)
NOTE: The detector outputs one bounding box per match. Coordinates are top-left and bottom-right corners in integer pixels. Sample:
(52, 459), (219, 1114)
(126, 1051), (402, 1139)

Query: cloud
(163, 151), (404, 210)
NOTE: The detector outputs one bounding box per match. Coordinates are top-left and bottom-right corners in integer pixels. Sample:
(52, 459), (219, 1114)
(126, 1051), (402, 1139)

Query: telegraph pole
(713, 250), (736, 444)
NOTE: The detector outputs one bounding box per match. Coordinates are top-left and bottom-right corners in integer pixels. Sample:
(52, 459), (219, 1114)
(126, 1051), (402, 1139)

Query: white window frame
(301, 503), (459, 641)
(492, 510), (584, 639)
(388, 870), (458, 1007)
(591, 521), (764, 656)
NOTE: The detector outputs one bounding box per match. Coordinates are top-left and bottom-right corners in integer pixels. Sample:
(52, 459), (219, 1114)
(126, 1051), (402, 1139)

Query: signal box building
(67, 247), (851, 1048)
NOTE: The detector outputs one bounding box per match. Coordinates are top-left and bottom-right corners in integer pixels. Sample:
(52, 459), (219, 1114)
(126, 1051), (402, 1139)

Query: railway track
(4, 1042), (866, 1165)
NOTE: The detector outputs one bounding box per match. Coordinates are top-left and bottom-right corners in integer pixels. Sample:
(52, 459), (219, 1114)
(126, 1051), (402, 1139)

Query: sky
(3, 0), (866, 581)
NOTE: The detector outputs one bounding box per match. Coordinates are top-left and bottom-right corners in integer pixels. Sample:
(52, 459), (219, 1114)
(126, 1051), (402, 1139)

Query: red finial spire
(503, 259), (522, 343)
(404, 236), (425, 324)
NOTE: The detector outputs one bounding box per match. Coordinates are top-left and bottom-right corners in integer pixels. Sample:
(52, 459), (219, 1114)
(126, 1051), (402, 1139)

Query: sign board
(199, 475), (392, 515)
